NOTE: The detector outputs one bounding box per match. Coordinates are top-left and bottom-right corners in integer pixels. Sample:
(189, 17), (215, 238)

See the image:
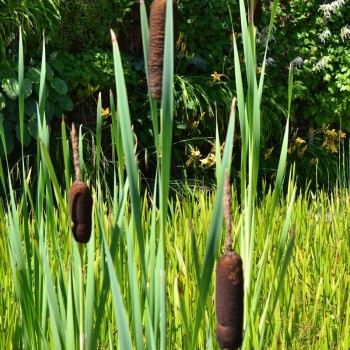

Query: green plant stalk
(96, 92), (102, 179)
(159, 0), (175, 347)
(110, 91), (125, 197)
(78, 245), (85, 350)
(84, 207), (95, 350)
(110, 28), (146, 285)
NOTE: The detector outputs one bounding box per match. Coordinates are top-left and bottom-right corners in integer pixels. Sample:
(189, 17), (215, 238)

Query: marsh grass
(0, 0), (349, 349)
(1, 179), (350, 348)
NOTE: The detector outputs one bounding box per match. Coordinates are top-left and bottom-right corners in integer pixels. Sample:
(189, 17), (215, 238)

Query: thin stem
(79, 244), (85, 350)
(71, 123), (81, 182)
(224, 172), (233, 253)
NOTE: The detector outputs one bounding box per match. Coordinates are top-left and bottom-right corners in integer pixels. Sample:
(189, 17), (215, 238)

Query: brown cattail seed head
(148, 0), (177, 100)
(69, 181), (93, 244)
(71, 123), (81, 182)
(216, 252), (244, 349)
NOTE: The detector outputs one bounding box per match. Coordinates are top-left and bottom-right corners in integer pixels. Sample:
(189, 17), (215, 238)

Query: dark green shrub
(263, 0), (350, 129)
(0, 0), (61, 61)
(0, 60), (73, 156)
(47, 0), (138, 52)
(177, 0), (239, 72)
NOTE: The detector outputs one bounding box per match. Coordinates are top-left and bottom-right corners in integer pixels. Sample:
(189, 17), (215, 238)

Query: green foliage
(263, 0), (350, 129)
(0, 60), (73, 156)
(52, 49), (143, 103)
(177, 0), (239, 71)
(0, 0), (61, 60)
(47, 0), (137, 52)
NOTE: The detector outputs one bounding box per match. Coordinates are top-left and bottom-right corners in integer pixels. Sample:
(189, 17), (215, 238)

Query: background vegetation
(1, 0), (349, 190)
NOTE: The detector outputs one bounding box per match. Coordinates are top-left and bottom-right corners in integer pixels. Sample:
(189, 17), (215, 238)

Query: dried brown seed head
(69, 181), (93, 243)
(216, 252), (244, 349)
(71, 123), (80, 181)
(148, 0), (177, 100)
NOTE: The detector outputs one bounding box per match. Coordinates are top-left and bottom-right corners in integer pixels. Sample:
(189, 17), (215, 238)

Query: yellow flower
(295, 137), (306, 145)
(101, 107), (111, 117)
(208, 153), (216, 162)
(329, 142), (338, 153)
(192, 120), (199, 129)
(257, 66), (263, 74)
(211, 71), (223, 82)
(310, 158), (318, 165)
(264, 146), (274, 160)
(191, 149), (201, 158)
(200, 158), (210, 166)
(326, 129), (336, 138)
(339, 130), (346, 138)
(200, 153), (216, 167)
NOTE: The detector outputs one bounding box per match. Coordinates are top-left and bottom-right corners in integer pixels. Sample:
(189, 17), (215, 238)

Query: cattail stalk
(69, 123), (93, 244)
(71, 123), (81, 181)
(216, 173), (244, 349)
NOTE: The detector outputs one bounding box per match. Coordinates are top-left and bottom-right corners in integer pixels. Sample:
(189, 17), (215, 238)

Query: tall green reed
(222, 0), (296, 348)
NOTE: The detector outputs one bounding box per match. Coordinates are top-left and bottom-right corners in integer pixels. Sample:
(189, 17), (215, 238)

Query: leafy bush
(0, 59), (73, 156)
(263, 0), (350, 129)
(52, 49), (143, 101)
(177, 0), (239, 71)
(47, 0), (137, 52)
(0, 0), (61, 60)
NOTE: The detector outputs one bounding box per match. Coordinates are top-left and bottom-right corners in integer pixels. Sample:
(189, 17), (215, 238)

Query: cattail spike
(69, 122), (93, 244)
(216, 252), (244, 349)
(71, 123), (80, 181)
(148, 0), (177, 100)
(69, 181), (93, 243)
(217, 173), (243, 349)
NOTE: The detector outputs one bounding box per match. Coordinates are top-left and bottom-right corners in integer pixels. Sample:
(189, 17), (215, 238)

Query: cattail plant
(216, 173), (244, 349)
(69, 123), (93, 244)
(148, 0), (177, 100)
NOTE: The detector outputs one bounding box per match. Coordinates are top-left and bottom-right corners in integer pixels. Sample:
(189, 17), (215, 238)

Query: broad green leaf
(46, 63), (55, 81)
(23, 78), (33, 98)
(27, 67), (41, 84)
(50, 77), (68, 95)
(28, 118), (38, 139)
(24, 98), (38, 118)
(2, 78), (19, 100)
(57, 95), (73, 111)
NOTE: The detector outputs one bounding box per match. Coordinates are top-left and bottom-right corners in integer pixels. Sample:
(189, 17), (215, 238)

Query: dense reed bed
(0, 0), (348, 349)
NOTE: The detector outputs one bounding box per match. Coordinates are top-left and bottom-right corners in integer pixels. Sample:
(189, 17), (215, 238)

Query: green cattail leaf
(111, 28), (146, 282)
(96, 92), (102, 175)
(101, 220), (133, 349)
(85, 211), (95, 350)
